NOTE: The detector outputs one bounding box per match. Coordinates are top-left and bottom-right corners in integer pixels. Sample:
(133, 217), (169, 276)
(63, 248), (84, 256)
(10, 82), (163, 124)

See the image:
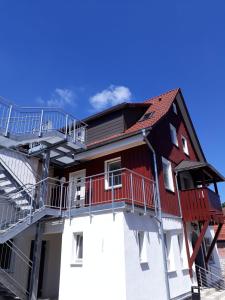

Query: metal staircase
(0, 177), (65, 243)
(0, 97), (87, 166)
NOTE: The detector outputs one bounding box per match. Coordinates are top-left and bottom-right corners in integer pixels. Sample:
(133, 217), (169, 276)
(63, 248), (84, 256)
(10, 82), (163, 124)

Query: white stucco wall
(123, 212), (167, 300)
(163, 217), (196, 299)
(0, 148), (39, 186)
(58, 212), (127, 300)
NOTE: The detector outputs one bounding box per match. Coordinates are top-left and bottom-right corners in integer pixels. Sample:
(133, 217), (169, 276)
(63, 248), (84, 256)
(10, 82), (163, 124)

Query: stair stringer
(0, 207), (61, 244)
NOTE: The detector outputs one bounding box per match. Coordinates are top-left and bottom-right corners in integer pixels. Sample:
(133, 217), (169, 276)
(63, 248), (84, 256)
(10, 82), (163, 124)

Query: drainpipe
(142, 129), (170, 300)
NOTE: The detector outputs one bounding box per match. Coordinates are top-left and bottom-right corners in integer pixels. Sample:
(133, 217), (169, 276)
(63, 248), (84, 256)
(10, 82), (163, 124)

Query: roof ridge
(143, 87), (180, 103)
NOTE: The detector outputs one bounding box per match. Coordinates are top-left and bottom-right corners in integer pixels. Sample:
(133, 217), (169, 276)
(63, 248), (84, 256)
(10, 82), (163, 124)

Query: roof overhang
(175, 160), (225, 183)
(73, 132), (145, 162)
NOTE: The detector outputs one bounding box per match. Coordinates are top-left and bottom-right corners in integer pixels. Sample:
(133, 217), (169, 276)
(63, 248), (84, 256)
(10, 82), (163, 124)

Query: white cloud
(89, 85), (132, 111)
(37, 88), (75, 108)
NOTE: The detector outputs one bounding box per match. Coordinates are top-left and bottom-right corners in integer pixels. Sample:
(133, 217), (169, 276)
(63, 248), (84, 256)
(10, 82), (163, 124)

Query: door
(69, 169), (86, 208)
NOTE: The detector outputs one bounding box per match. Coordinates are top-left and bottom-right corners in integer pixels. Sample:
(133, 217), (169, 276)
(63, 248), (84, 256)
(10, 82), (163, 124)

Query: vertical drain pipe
(142, 129), (170, 300)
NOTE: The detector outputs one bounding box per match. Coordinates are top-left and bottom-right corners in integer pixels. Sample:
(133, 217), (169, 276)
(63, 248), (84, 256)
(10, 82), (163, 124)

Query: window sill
(70, 260), (83, 267)
(165, 187), (175, 194)
(167, 269), (177, 274)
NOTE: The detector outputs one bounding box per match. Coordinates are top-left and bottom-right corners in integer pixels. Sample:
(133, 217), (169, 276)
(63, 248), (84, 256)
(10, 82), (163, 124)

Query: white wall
(59, 212), (127, 300)
(41, 233), (62, 299)
(123, 213), (167, 300)
(163, 217), (196, 299)
(0, 148), (39, 186)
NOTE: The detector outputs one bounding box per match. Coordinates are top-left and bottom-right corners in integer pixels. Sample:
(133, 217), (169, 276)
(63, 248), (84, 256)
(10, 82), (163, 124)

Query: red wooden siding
(150, 98), (200, 216)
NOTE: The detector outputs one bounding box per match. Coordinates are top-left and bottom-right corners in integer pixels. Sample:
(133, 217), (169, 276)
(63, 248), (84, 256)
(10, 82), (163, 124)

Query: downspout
(142, 129), (170, 300)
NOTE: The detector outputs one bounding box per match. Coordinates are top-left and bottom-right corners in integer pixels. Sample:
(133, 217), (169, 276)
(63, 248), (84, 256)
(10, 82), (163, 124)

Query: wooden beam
(190, 220), (209, 267)
(205, 223), (223, 264)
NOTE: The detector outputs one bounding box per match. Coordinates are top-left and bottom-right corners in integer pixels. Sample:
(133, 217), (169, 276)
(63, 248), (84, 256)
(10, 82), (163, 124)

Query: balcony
(180, 187), (223, 223)
(45, 168), (156, 214)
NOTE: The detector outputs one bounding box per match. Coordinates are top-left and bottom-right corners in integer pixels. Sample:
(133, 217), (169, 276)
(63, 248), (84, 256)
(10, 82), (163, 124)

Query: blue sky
(0, 0), (225, 199)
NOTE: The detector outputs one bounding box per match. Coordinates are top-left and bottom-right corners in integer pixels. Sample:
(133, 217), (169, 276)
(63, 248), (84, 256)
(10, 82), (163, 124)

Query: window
(181, 136), (189, 156)
(138, 231), (148, 263)
(162, 157), (175, 192)
(71, 233), (83, 265)
(164, 233), (175, 272)
(170, 124), (178, 147)
(139, 111), (155, 122)
(177, 234), (186, 268)
(105, 158), (122, 189)
(172, 103), (178, 114)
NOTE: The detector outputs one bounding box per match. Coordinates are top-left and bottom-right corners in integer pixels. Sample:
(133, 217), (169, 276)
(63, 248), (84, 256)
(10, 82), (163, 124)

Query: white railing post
(73, 119), (76, 142)
(38, 109), (44, 137)
(59, 181), (64, 215)
(142, 178), (147, 215)
(111, 173), (115, 215)
(65, 114), (68, 139)
(130, 173), (134, 213)
(4, 104), (12, 137)
(89, 178), (92, 218)
(29, 188), (34, 224)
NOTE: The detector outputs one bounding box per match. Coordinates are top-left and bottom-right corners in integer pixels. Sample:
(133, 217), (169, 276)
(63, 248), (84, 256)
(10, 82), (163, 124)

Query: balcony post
(4, 104), (12, 137)
(65, 114), (68, 139)
(111, 173), (115, 215)
(142, 178), (147, 215)
(89, 177), (92, 219)
(38, 109), (44, 137)
(130, 173), (134, 213)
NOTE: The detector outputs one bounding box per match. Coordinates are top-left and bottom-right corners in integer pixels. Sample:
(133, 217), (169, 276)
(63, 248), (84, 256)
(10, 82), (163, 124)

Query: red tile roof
(87, 88), (180, 148)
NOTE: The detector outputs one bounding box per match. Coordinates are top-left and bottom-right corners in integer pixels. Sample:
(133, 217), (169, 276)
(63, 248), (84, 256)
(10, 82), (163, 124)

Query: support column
(205, 223), (223, 264)
(29, 222), (44, 300)
(29, 150), (50, 299)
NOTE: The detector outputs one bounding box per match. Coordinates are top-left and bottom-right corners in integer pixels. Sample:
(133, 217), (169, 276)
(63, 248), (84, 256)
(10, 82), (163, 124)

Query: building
(0, 88), (224, 300)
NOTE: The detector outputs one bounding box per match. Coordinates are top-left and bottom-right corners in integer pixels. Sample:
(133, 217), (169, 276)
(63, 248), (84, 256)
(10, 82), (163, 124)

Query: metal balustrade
(0, 169), (156, 237)
(0, 96), (87, 145)
(196, 264), (225, 290)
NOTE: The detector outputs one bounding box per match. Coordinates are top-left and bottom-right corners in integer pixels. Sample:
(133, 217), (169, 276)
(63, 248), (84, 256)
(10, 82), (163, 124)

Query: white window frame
(71, 232), (83, 266)
(181, 135), (189, 156)
(164, 232), (175, 272)
(137, 231), (148, 264)
(170, 123), (178, 147)
(162, 157), (175, 192)
(104, 157), (122, 190)
(172, 103), (178, 114)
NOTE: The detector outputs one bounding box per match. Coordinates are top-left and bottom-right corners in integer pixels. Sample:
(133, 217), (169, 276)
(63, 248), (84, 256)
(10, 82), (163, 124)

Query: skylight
(139, 111), (155, 122)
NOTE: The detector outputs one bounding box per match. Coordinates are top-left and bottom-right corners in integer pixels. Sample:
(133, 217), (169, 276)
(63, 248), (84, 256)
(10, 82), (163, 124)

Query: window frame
(181, 135), (189, 156)
(71, 232), (83, 266)
(137, 231), (148, 264)
(164, 232), (175, 272)
(170, 123), (178, 147)
(162, 157), (175, 192)
(104, 157), (122, 190)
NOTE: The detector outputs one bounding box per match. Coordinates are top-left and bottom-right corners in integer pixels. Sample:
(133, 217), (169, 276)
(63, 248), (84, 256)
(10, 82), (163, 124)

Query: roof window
(139, 111), (155, 122)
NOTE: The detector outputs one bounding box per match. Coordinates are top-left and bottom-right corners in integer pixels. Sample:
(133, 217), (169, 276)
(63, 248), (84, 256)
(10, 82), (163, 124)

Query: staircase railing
(196, 264), (225, 290)
(0, 240), (33, 299)
(0, 96), (87, 145)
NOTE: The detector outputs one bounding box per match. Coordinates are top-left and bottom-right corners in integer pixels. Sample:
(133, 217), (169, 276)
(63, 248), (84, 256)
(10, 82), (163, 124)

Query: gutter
(142, 129), (171, 300)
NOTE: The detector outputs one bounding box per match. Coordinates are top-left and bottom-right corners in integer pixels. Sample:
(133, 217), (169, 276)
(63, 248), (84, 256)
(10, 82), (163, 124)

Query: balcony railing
(0, 97), (87, 146)
(180, 187), (223, 222)
(0, 168), (156, 231)
(47, 168), (156, 213)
